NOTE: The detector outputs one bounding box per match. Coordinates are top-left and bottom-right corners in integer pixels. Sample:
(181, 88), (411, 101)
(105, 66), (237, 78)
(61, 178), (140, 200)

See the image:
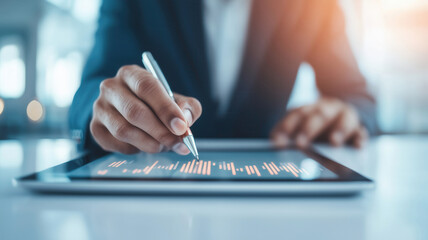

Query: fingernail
(273, 133), (289, 147)
(183, 109), (193, 126)
(172, 142), (190, 155)
(296, 134), (308, 147)
(170, 117), (187, 135)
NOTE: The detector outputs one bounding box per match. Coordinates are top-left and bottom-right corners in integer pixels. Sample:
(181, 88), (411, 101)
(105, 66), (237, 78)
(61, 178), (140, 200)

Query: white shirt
(203, 0), (253, 115)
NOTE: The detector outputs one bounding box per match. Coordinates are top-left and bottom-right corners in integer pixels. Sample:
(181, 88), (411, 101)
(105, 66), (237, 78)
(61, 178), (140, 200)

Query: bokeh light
(0, 98), (4, 115)
(0, 43), (25, 98)
(27, 100), (44, 122)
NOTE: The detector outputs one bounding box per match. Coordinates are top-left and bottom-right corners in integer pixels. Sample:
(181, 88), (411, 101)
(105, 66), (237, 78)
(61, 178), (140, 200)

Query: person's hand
(270, 97), (368, 148)
(90, 65), (202, 154)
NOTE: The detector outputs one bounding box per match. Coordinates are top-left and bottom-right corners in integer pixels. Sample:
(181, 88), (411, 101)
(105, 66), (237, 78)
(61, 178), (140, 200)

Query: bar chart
(85, 151), (335, 180)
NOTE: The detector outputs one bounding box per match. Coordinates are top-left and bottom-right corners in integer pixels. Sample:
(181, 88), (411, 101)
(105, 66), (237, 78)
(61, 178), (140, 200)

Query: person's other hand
(270, 97), (368, 148)
(90, 65), (202, 154)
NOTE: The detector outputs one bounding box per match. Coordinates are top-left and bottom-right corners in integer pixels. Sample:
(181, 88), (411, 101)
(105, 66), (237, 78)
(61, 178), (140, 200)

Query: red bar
(219, 164), (222, 170)
(288, 163), (300, 174)
(245, 166), (251, 175)
(173, 161), (179, 170)
(249, 166), (255, 174)
(253, 165), (261, 176)
(115, 160), (125, 167)
(301, 168), (309, 174)
(122, 169), (128, 173)
(264, 162), (274, 175)
(291, 163), (303, 173)
(180, 163), (186, 172)
(169, 164), (174, 170)
(231, 162), (236, 175)
(188, 159), (196, 174)
(197, 160), (204, 174)
(223, 162), (226, 170)
(193, 161), (199, 173)
(281, 163), (289, 172)
(240, 168), (243, 172)
(143, 166), (149, 172)
(213, 163), (216, 166)
(202, 161), (207, 175)
(207, 161), (212, 175)
(287, 166), (298, 177)
(262, 166), (266, 169)
(145, 161), (159, 174)
(184, 161), (191, 174)
(269, 163), (278, 175)
(227, 163), (231, 171)
(271, 162), (280, 172)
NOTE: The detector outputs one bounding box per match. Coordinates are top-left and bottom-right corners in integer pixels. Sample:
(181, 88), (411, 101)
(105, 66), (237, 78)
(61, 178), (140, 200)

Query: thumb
(174, 93), (202, 127)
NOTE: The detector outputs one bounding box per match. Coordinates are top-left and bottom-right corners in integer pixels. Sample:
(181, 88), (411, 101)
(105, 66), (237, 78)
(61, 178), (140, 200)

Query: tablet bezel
(15, 147), (372, 183)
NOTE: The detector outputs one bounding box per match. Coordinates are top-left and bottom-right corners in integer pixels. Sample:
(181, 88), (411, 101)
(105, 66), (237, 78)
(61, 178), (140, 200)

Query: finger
(270, 112), (298, 147)
(271, 107), (306, 138)
(90, 120), (139, 154)
(270, 107), (313, 147)
(117, 65), (187, 136)
(352, 126), (368, 148)
(295, 103), (344, 147)
(295, 113), (327, 147)
(100, 80), (181, 149)
(94, 99), (164, 153)
(174, 93), (202, 127)
(171, 142), (190, 155)
(328, 107), (360, 147)
(105, 105), (189, 155)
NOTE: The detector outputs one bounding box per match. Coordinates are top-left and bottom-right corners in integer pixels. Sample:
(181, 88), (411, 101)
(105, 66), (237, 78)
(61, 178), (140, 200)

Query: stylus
(142, 51), (199, 160)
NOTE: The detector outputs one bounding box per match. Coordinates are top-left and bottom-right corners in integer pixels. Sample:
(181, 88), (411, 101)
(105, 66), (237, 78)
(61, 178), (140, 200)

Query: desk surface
(0, 136), (427, 240)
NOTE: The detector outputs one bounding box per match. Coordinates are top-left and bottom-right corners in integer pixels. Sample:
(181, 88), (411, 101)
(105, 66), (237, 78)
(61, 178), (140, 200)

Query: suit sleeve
(306, 0), (377, 134)
(69, 0), (142, 152)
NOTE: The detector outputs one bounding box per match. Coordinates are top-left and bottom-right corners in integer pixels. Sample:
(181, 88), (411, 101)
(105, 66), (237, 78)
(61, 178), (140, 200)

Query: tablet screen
(67, 150), (338, 181)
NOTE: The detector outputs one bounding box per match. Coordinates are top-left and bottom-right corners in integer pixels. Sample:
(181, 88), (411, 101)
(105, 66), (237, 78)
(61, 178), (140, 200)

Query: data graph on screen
(69, 151), (337, 180)
(97, 159), (311, 178)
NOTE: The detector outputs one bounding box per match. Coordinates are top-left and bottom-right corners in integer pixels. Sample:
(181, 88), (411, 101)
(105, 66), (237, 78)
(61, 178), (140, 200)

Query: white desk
(0, 136), (427, 240)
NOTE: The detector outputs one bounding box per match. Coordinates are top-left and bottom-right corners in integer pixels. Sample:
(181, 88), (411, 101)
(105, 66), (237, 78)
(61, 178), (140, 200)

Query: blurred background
(0, 0), (427, 140)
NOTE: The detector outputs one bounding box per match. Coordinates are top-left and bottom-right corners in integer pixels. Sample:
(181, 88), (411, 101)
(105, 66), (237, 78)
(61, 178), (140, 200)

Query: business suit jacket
(70, 0), (376, 152)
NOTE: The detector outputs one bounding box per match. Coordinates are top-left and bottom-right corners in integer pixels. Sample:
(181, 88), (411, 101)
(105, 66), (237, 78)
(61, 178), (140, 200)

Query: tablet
(14, 140), (373, 195)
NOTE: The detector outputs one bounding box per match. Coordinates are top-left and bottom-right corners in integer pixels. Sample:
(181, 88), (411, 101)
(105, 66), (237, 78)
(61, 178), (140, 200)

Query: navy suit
(70, 0), (376, 153)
